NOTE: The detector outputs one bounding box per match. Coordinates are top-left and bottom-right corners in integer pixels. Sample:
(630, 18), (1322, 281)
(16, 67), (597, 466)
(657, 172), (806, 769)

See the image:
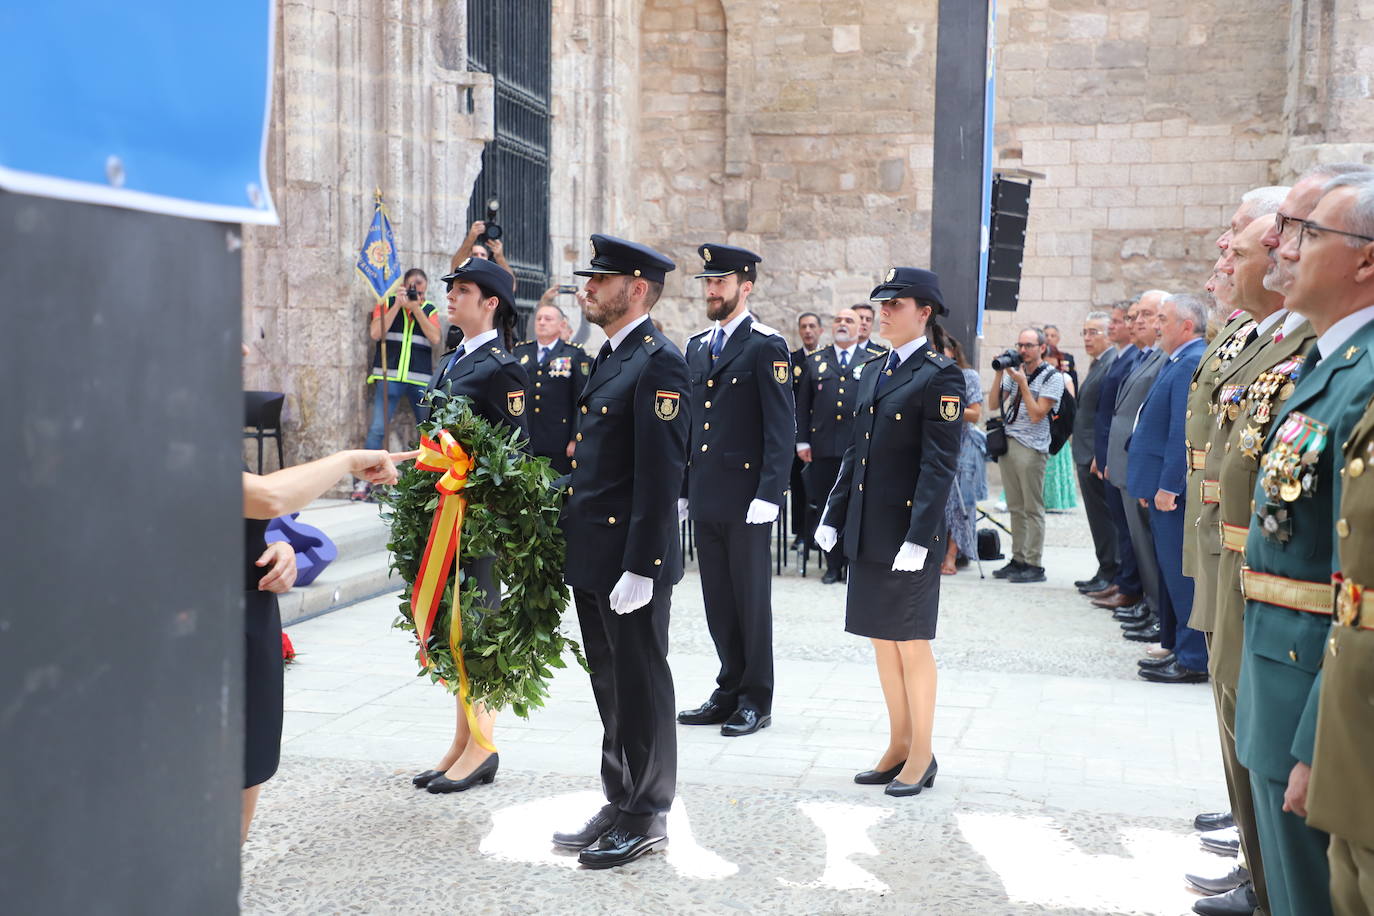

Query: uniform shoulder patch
(654, 390), (681, 420)
(750, 321), (783, 338)
(939, 395), (961, 421)
(772, 361), (790, 383)
(507, 390), (526, 416)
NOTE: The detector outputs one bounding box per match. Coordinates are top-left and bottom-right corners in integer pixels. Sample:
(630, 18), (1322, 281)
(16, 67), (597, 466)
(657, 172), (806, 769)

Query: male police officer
(553, 235), (690, 869)
(676, 244), (794, 738)
(513, 302), (588, 475)
(796, 308), (867, 584)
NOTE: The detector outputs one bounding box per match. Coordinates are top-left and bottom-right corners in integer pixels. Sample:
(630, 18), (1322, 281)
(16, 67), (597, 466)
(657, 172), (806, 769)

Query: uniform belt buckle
(1337, 578), (1363, 628)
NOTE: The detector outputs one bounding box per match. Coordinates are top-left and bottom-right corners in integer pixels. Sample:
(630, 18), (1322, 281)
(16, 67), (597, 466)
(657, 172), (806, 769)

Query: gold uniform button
(601, 406), (608, 414)
(1186, 409), (1193, 419)
(581, 406), (588, 414)
(870, 406), (875, 414)
(731, 377), (738, 384)
(744, 462), (751, 469)
(836, 414), (843, 420)
(1205, 441), (1211, 450)
(837, 401), (844, 407)
(1190, 382), (1198, 391)
(906, 499), (913, 507)
(1289, 650), (1298, 662)
(705, 400), (712, 409)
(608, 516), (616, 524)
(838, 387), (845, 394)
(571, 459), (577, 469)
(1351, 457), (1366, 477)
(701, 444), (709, 452)
(1338, 519), (1350, 538)
(862, 458), (867, 465)
(576, 433), (583, 442)
(536, 382), (542, 388)
(534, 407), (541, 413)
(859, 483), (864, 491)
(1225, 442), (1231, 453)
(567, 487), (573, 495)
(654, 559), (662, 566)
(865, 432), (871, 439)
(703, 422), (710, 430)
(895, 413), (902, 420)
(707, 380), (715, 388)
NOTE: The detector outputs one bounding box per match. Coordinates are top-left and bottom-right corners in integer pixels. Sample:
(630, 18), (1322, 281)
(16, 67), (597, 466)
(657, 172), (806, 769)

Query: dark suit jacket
(823, 344), (965, 563)
(1071, 348), (1116, 466)
(1126, 337), (1204, 500)
(560, 320), (690, 593)
(683, 316), (795, 522)
(1107, 347), (1167, 484)
(1093, 346), (1138, 470)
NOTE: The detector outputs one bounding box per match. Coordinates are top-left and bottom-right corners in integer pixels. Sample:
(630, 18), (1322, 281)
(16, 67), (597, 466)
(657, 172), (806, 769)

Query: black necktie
(874, 351), (900, 395)
(592, 341), (612, 374)
(539, 345), (550, 365)
(450, 344), (466, 370)
(839, 350), (850, 370)
(711, 328), (725, 358)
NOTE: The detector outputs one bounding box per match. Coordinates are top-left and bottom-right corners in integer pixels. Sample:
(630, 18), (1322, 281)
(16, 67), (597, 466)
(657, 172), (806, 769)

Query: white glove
(745, 499), (779, 525)
(677, 498), (689, 522)
(814, 524), (838, 553)
(891, 542), (929, 572)
(609, 571), (654, 615)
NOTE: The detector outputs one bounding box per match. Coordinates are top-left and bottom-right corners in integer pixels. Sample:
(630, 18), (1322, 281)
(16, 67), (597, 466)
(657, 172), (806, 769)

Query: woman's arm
(243, 450), (414, 519)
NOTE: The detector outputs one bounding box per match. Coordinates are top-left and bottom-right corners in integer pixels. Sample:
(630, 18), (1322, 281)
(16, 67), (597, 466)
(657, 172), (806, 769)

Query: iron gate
(467, 0), (551, 334)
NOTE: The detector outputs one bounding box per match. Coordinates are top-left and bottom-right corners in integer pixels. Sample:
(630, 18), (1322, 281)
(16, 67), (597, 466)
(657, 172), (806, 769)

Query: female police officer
(409, 256), (530, 794)
(814, 267), (963, 797)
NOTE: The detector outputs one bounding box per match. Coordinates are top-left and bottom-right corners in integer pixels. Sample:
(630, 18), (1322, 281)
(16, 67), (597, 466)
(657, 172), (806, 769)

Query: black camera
(479, 196), (501, 243)
(406, 285), (419, 301)
(480, 222), (502, 242)
(990, 348), (1022, 371)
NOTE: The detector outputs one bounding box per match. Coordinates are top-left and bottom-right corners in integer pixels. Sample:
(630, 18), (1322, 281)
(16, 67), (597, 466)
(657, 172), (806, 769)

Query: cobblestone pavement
(242, 509), (1233, 914)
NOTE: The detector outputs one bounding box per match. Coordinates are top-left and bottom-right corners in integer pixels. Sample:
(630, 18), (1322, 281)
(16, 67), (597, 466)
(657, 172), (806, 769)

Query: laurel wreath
(376, 395), (582, 717)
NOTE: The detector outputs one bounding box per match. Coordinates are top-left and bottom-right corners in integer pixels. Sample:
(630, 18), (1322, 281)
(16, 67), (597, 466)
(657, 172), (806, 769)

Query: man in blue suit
(1127, 293), (1210, 683)
(1084, 300), (1145, 608)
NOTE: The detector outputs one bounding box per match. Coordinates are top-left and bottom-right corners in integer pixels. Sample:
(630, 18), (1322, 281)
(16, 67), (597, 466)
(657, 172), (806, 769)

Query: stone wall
(242, 0), (491, 466)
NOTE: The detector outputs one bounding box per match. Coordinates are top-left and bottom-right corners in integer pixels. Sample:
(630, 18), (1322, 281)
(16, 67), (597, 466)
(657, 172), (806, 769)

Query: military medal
(1239, 425), (1263, 460)
(1257, 502), (1293, 543)
(1279, 381), (1295, 400)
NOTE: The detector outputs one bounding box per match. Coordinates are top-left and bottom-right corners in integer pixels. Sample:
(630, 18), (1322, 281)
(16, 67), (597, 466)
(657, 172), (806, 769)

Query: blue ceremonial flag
(356, 192), (402, 301)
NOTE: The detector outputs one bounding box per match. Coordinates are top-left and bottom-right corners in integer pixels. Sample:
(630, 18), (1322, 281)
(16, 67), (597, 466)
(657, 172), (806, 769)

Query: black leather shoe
(1138, 660), (1208, 684)
(1200, 827), (1240, 856)
(425, 753), (499, 793)
(1192, 881), (1257, 915)
(884, 756), (938, 797)
(1114, 604), (1150, 622)
(552, 809), (615, 850)
(721, 708), (771, 737)
(1121, 614), (1157, 631)
(1075, 576), (1110, 592)
(677, 699), (733, 726)
(577, 828), (667, 869)
(1137, 652), (1176, 670)
(821, 569), (840, 584)
(1123, 623), (1162, 642)
(854, 760), (905, 785)
(1185, 862), (1248, 895)
(411, 769), (444, 788)
(1193, 811), (1235, 833)
(1008, 565), (1047, 583)
(993, 560), (1026, 579)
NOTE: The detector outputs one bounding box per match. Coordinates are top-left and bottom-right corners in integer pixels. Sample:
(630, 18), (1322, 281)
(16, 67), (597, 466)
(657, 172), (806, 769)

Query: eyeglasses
(1081, 328), (1104, 337)
(1293, 218), (1374, 250)
(1274, 211), (1296, 239)
(1015, 342), (1040, 349)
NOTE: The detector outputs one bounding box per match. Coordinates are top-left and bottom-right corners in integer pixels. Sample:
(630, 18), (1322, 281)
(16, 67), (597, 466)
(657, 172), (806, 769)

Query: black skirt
(844, 557), (941, 641)
(244, 589), (284, 788)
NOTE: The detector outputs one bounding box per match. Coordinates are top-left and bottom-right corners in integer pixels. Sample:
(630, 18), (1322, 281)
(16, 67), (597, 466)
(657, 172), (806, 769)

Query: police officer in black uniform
(675, 244), (795, 738)
(512, 301), (588, 475)
(411, 255), (528, 795)
(796, 307), (867, 584)
(815, 268), (963, 798)
(551, 235), (690, 869)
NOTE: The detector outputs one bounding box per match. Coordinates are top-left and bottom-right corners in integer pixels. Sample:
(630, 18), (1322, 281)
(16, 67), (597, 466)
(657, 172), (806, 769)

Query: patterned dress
(943, 368), (987, 559)
(1042, 349), (1079, 511)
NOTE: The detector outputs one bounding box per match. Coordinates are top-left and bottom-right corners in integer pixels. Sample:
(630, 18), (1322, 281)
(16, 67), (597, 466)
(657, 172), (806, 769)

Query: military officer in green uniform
(1235, 174), (1374, 916)
(1308, 393), (1374, 913)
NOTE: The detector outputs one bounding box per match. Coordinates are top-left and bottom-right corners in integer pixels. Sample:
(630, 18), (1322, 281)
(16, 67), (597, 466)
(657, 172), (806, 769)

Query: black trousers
(694, 519), (774, 714)
(789, 455), (807, 538)
(1075, 460), (1119, 582)
(804, 456), (845, 575)
(573, 583), (676, 836)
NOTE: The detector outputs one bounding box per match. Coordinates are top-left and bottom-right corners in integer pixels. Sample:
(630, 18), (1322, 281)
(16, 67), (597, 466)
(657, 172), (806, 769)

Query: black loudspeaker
(985, 176), (1032, 312)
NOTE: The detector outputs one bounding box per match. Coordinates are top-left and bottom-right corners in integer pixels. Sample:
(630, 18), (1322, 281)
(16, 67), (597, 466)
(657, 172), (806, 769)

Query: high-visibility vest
(368, 298), (438, 386)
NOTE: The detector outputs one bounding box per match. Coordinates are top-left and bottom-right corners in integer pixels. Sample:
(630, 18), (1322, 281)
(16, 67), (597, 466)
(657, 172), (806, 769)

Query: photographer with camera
(356, 267), (441, 499)
(451, 219), (516, 281)
(986, 328), (1064, 583)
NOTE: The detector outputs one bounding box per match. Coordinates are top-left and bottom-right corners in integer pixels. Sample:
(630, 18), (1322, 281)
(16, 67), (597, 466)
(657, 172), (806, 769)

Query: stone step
(274, 499), (402, 626)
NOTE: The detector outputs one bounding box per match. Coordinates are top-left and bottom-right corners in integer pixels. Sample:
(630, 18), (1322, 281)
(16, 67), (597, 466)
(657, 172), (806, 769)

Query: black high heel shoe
(854, 760), (906, 785)
(884, 756), (937, 797)
(426, 753), (500, 793)
(411, 769), (444, 788)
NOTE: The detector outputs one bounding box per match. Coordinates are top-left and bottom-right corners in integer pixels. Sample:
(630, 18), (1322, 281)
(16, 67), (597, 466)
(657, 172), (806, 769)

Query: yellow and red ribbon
(412, 430), (495, 751)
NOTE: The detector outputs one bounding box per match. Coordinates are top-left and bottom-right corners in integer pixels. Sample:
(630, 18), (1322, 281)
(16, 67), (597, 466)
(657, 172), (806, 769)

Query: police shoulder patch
(772, 361), (789, 383)
(939, 395), (961, 421)
(507, 390), (526, 416)
(654, 390), (681, 420)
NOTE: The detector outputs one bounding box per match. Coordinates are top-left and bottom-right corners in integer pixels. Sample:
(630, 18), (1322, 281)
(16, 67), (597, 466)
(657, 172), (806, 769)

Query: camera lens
(483, 223), (502, 241)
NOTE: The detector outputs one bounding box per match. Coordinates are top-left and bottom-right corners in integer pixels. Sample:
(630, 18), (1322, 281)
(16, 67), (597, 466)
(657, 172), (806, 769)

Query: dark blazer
(1126, 337), (1204, 501)
(823, 344), (965, 564)
(1071, 348), (1117, 466)
(1094, 346), (1139, 470)
(419, 339), (530, 440)
(795, 344), (868, 459)
(1106, 347), (1167, 484)
(683, 315), (795, 522)
(511, 338), (591, 472)
(561, 320), (690, 593)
